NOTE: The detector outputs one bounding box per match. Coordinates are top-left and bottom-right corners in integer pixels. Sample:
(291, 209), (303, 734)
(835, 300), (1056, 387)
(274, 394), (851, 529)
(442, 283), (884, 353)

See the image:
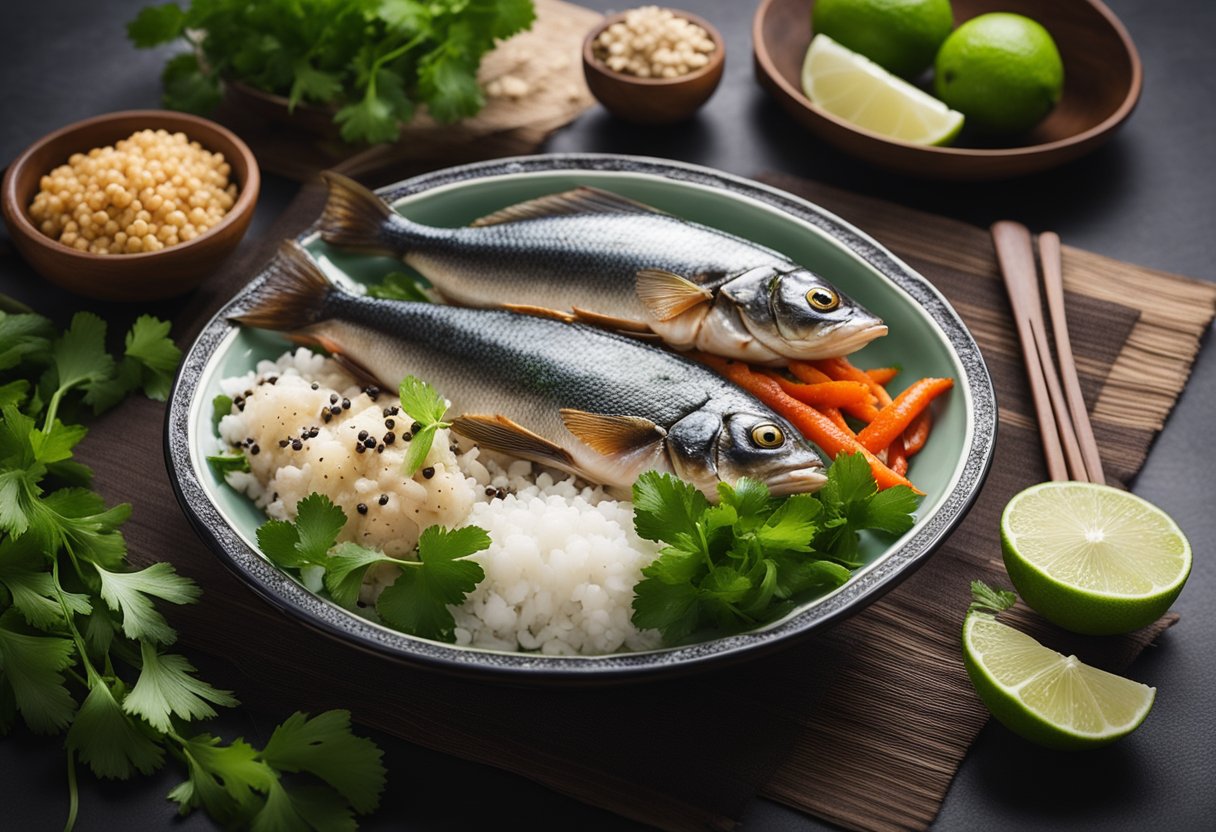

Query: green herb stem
(63, 748), (79, 832)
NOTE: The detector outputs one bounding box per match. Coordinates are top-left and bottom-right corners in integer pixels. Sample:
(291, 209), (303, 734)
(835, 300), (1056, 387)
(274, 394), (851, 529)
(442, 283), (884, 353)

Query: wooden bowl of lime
(752, 0), (1142, 180)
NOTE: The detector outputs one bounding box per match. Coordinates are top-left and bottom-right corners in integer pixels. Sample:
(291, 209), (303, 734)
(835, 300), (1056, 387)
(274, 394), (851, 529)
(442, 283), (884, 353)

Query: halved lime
(963, 611), (1156, 749)
(800, 34), (964, 146)
(1001, 482), (1191, 635)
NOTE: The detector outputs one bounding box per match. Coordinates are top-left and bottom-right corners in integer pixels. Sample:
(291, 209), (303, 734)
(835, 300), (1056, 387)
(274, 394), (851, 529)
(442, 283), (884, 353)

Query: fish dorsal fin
(570, 307), (653, 334)
(560, 409), (666, 457)
(469, 187), (664, 228)
(450, 414), (574, 469)
(635, 269), (713, 322)
(500, 302), (576, 323)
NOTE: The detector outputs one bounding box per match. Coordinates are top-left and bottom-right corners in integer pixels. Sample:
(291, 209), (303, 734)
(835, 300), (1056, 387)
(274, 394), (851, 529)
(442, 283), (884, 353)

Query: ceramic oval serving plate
(165, 154), (995, 682)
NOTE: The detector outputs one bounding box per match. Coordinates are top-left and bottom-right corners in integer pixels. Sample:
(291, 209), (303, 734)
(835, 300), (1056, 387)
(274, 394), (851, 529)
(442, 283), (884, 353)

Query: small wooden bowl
(2, 110), (260, 301)
(582, 9), (726, 125)
(753, 0), (1142, 180)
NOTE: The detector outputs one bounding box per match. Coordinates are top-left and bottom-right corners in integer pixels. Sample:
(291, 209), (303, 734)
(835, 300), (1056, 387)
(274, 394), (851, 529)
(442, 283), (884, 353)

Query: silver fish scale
(324, 291), (765, 438)
(392, 212), (793, 317)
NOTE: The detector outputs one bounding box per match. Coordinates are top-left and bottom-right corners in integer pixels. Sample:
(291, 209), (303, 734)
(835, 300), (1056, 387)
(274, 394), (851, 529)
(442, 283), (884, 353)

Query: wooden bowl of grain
(583, 8), (726, 125)
(2, 109), (260, 301)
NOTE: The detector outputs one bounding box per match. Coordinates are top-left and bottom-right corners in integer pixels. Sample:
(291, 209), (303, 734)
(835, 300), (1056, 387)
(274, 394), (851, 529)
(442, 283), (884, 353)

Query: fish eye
(750, 423), (784, 448)
(806, 287), (839, 311)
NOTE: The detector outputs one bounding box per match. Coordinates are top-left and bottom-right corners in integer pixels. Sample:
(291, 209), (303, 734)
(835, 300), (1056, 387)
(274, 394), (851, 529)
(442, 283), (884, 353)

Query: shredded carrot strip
(887, 434), (908, 476)
(693, 354), (920, 493)
(763, 373), (876, 412)
(855, 378), (954, 453)
(808, 356), (895, 408)
(903, 410), (933, 457)
(866, 367), (899, 386)
(788, 362), (834, 385)
(822, 406), (853, 434)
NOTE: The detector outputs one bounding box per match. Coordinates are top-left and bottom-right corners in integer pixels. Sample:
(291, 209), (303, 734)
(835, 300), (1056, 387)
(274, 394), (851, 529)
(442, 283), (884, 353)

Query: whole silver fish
(317, 172), (886, 365)
(233, 242), (827, 499)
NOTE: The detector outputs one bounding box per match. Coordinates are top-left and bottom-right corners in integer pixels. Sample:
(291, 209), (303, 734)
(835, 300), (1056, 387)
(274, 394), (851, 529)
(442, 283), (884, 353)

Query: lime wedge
(800, 34), (964, 146)
(1001, 482), (1191, 635)
(963, 611), (1155, 749)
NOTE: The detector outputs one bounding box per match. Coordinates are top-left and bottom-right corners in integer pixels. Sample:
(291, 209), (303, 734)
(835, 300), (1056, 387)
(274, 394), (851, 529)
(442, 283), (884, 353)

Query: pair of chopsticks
(991, 221), (1105, 484)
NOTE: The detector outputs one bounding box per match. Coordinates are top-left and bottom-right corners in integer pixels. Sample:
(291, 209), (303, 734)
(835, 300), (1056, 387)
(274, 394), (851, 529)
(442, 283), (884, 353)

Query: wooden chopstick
(991, 221), (1070, 481)
(1039, 232), (1106, 484)
(992, 222), (1105, 483)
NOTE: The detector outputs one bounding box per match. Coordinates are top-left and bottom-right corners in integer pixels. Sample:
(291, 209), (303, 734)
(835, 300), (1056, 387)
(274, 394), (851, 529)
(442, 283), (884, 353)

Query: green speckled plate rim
(164, 154), (996, 683)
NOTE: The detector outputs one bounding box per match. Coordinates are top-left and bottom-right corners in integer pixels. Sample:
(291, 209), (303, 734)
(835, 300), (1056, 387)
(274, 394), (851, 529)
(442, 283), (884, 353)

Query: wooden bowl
(582, 9), (726, 125)
(753, 0), (1142, 180)
(2, 110), (260, 301)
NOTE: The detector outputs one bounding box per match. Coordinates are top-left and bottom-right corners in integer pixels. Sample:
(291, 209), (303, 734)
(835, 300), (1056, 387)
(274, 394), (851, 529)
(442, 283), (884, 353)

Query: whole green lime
(812, 0), (955, 79)
(934, 13), (1064, 134)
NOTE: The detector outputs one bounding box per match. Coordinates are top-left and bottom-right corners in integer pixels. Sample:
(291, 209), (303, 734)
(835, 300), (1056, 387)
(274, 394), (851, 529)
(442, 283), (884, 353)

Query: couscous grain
(28, 128), (237, 255)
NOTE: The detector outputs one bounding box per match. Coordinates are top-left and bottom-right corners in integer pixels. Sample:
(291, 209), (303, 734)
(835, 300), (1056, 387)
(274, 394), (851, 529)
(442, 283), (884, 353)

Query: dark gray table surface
(1, 1), (1212, 830)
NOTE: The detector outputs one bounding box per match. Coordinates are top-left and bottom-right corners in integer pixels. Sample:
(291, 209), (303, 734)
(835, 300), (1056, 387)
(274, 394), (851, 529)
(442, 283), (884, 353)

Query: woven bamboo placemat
(73, 173), (1215, 832)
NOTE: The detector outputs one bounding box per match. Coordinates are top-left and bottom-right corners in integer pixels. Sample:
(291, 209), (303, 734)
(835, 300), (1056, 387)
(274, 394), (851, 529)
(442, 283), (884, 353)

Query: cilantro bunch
(258, 493), (488, 643)
(0, 307), (386, 830)
(631, 454), (920, 645)
(127, 0), (537, 144)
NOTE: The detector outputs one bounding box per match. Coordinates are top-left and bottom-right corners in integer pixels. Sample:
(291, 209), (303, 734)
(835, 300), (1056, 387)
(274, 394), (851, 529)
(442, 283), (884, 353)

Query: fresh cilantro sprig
(127, 0), (537, 144)
(398, 375), (451, 475)
(968, 580), (1018, 616)
(368, 271), (432, 303)
(257, 493), (488, 642)
(0, 308), (386, 830)
(631, 454), (920, 645)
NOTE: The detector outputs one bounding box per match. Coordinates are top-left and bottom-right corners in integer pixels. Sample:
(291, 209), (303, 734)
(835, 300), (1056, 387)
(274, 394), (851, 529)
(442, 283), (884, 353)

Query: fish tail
(232, 241), (336, 332)
(318, 171), (401, 255)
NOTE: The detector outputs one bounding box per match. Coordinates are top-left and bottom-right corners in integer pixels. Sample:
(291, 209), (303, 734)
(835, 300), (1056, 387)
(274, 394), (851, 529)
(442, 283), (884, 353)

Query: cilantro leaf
(630, 464), (914, 646)
(171, 734), (274, 820)
(95, 562), (200, 645)
(261, 709), (386, 814)
(376, 525), (487, 642)
(492, 0), (538, 39)
(417, 50), (483, 123)
(0, 311), (53, 371)
(123, 641), (238, 733)
(53, 312), (114, 397)
(402, 423), (438, 476)
(257, 494), (346, 571)
(0, 548), (92, 630)
(969, 580), (1018, 615)
(335, 92), (400, 145)
(323, 543), (393, 608)
(212, 394), (234, 430)
(162, 52), (223, 114)
(207, 453), (250, 477)
(0, 615), (78, 733)
(397, 375), (448, 425)
(123, 315), (182, 400)
(68, 679), (165, 779)
(632, 470), (709, 544)
(630, 577), (699, 644)
(367, 272), (431, 303)
(378, 0), (430, 33)
(0, 380), (30, 408)
(289, 61), (343, 112)
(126, 2), (185, 47)
(397, 376), (450, 475)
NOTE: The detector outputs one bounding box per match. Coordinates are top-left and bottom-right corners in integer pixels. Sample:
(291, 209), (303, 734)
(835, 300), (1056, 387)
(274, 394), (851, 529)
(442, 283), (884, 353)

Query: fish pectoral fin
(559, 409), (667, 458)
(635, 269), (713, 322)
(500, 303), (577, 323)
(469, 187), (665, 228)
(451, 414), (575, 470)
(570, 307), (653, 334)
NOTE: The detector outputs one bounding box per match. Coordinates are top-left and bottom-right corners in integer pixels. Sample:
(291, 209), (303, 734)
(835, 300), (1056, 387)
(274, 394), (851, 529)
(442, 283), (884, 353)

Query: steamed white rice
(213, 348), (661, 655)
